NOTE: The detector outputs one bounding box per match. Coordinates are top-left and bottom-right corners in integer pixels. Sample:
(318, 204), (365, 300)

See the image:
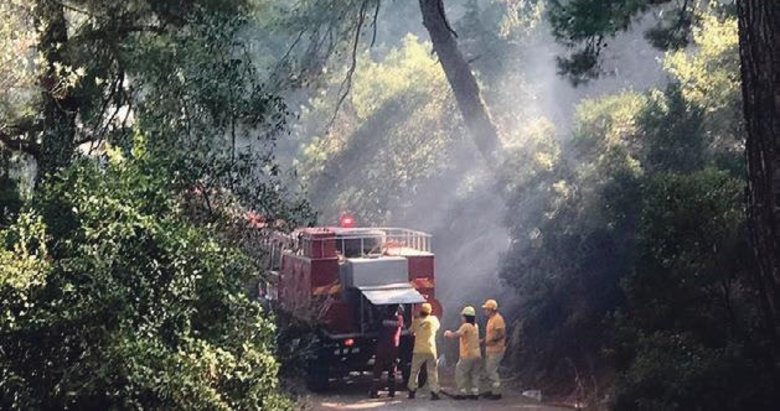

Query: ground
(295, 368), (574, 411)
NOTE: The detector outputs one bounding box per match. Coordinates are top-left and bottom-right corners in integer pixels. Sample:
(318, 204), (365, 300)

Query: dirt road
(296, 369), (572, 411)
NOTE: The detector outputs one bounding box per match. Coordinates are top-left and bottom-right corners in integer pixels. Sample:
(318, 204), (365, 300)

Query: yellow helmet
(461, 306), (476, 317)
(420, 303), (432, 314)
(482, 299), (498, 310)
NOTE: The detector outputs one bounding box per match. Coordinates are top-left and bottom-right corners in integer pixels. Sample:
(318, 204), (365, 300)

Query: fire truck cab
(265, 224), (441, 391)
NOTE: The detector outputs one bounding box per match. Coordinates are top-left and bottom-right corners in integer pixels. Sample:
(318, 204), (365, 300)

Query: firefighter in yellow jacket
(444, 306), (481, 400)
(481, 298), (506, 400)
(407, 302), (441, 400)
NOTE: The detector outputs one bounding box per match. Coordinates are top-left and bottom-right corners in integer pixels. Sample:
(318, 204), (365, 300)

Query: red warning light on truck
(339, 213), (356, 228)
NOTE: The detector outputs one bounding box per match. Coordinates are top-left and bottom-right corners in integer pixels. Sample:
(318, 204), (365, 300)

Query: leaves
(498, 11), (769, 408)
(0, 155), (292, 409)
(297, 35), (462, 224)
(0, 0), (41, 124)
(548, 0), (702, 84)
(0, 2), (309, 408)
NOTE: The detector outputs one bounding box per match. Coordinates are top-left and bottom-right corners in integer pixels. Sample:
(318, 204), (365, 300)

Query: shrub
(0, 155), (291, 410)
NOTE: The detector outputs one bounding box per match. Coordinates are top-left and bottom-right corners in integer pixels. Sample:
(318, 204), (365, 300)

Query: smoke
(378, 3), (668, 331)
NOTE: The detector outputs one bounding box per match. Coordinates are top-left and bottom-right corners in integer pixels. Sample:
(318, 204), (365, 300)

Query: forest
(1, 0), (779, 410)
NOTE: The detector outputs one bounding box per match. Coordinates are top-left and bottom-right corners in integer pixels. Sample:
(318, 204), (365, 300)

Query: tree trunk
(418, 0), (502, 166)
(737, 0), (780, 351)
(35, 0), (78, 180)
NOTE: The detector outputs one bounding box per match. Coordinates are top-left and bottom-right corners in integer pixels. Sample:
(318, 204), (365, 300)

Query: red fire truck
(263, 217), (442, 391)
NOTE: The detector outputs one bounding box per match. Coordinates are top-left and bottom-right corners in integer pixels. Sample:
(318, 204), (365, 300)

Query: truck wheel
(306, 360), (329, 392)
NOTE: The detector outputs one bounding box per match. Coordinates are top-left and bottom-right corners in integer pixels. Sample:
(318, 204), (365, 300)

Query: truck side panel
(310, 257), (339, 288)
(311, 257), (354, 334)
(280, 255), (311, 314)
(407, 254), (435, 297)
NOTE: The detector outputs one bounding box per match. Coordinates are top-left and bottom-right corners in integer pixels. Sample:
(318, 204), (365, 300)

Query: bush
(0, 155), (291, 410)
(498, 12), (769, 407)
(610, 170), (768, 410)
(612, 332), (769, 411)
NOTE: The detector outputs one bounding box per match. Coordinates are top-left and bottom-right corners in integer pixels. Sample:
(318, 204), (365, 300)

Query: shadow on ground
(296, 368), (573, 411)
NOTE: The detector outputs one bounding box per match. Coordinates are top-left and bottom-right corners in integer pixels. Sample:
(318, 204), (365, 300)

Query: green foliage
(501, 107), (640, 388)
(0, 0), (306, 185)
(0, 172), (23, 227)
(499, 11), (771, 408)
(572, 91), (647, 161)
(613, 332), (760, 411)
(639, 86), (705, 174)
(548, 0), (705, 84)
(0, 211), (49, 292)
(292, 1), (555, 225)
(125, 9), (313, 226)
(549, 0), (658, 45)
(456, 0), (531, 82)
(0, 152), (292, 410)
(549, 0), (656, 83)
(626, 170), (746, 334)
(664, 12), (743, 167)
(0, 2), (312, 407)
(0, 0), (40, 124)
(297, 35), (463, 224)
(261, 0), (382, 89)
(611, 170), (767, 410)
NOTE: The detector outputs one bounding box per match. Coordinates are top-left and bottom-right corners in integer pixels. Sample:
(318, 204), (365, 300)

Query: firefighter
(370, 304), (403, 398)
(481, 298), (506, 400)
(407, 302), (441, 400)
(444, 306), (481, 400)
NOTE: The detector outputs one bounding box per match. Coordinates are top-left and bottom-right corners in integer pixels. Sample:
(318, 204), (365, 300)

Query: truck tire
(306, 360), (330, 392)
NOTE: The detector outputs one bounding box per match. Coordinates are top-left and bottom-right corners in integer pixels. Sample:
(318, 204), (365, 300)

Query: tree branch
(325, 0), (370, 132)
(370, 0), (381, 47)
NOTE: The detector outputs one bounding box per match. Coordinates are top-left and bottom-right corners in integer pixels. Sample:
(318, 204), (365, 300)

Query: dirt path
(295, 369), (572, 411)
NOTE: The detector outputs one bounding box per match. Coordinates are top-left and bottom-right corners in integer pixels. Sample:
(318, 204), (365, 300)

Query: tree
(0, 152), (293, 409)
(35, 0), (79, 177)
(547, 0), (780, 391)
(0, 1), (314, 408)
(548, 0), (698, 84)
(613, 170), (759, 410)
(736, 0), (780, 353)
(295, 35), (462, 224)
(277, 0), (504, 167)
(0, 1), (42, 159)
(418, 0), (503, 165)
(0, 0), (311, 222)
(497, 11), (774, 405)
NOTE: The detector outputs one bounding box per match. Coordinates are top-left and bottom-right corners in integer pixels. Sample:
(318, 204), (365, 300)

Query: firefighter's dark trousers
(371, 348), (398, 395)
